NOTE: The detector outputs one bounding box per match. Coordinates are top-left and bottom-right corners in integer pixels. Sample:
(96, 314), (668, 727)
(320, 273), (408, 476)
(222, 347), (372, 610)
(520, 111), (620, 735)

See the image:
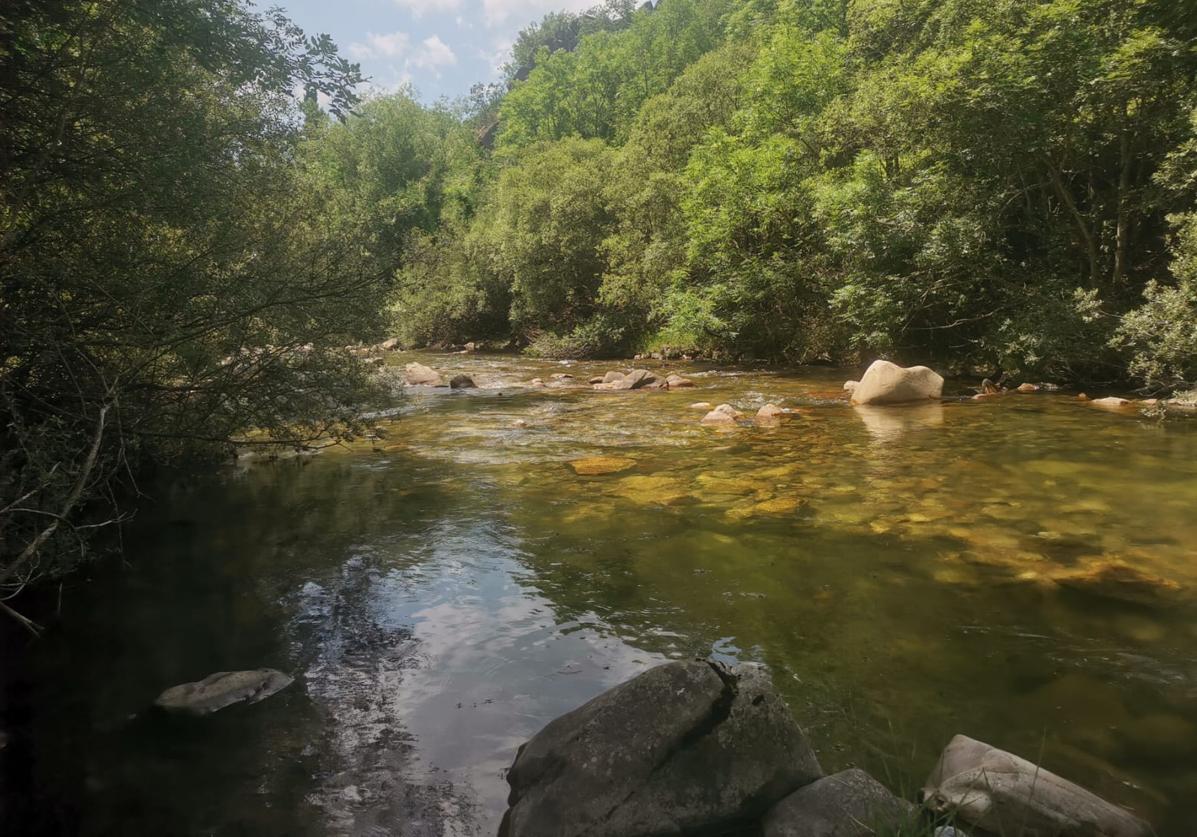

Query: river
(3, 352), (1196, 835)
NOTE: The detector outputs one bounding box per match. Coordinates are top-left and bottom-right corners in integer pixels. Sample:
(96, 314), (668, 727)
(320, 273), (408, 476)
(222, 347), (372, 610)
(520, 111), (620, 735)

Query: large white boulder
(850, 360), (943, 405)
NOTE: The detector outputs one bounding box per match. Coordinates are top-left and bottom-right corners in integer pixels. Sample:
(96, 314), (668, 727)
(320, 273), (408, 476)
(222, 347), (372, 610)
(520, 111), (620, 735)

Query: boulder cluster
(589, 368), (695, 390)
(500, 661), (1152, 837)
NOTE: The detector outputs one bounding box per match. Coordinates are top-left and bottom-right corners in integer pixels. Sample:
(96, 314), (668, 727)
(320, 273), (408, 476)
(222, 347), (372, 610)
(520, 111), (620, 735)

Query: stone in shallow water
(923, 734), (1151, 837)
(567, 456), (637, 476)
(701, 404), (743, 425)
(607, 474), (690, 505)
(755, 404), (785, 424)
(762, 768), (916, 837)
(727, 496), (807, 521)
(850, 360), (943, 405)
(1051, 560), (1182, 606)
(665, 374), (695, 388)
(500, 661), (822, 837)
(154, 669), (293, 715)
(403, 362), (444, 387)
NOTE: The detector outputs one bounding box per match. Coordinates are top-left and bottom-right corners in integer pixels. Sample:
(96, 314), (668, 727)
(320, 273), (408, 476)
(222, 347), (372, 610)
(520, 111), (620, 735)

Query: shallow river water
(4, 352), (1197, 836)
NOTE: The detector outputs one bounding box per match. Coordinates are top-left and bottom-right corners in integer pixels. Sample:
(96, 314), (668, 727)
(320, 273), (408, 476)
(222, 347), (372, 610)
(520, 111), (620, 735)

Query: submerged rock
(449, 374), (476, 389)
(568, 456), (637, 476)
(500, 661), (822, 837)
(690, 401), (713, 410)
(850, 360), (944, 406)
(154, 669), (293, 715)
(923, 734), (1151, 837)
(404, 362), (445, 387)
(762, 768), (916, 837)
(1091, 396), (1133, 408)
(1051, 560), (1182, 606)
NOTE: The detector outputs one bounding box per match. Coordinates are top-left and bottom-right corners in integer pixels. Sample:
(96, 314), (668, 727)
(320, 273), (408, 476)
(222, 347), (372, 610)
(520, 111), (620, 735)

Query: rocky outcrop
(763, 769), (917, 837)
(850, 360), (943, 406)
(499, 661), (822, 837)
(449, 374), (476, 389)
(154, 669), (293, 715)
(404, 362), (445, 387)
(923, 735), (1151, 837)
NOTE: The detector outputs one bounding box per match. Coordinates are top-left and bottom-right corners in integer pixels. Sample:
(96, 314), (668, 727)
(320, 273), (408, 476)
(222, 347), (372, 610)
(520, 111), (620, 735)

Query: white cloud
(481, 0), (594, 27)
(392, 0), (463, 17)
(348, 31), (411, 60)
(408, 35), (458, 71)
(479, 37), (513, 78)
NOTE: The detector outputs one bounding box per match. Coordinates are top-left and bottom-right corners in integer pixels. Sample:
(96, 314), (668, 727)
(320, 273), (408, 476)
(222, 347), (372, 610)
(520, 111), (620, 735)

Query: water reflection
(854, 401), (945, 440)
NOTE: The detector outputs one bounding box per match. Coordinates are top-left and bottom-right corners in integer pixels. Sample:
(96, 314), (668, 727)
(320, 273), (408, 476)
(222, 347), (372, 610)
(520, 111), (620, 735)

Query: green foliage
(0, 0), (375, 601)
(498, 0), (734, 147)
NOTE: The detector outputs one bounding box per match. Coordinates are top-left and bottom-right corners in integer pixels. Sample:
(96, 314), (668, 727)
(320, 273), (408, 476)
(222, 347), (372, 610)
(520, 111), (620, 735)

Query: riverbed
(3, 352), (1196, 835)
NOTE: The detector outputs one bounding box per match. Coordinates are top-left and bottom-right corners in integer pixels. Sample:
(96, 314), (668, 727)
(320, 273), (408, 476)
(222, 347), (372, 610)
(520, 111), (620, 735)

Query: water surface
(4, 352), (1197, 835)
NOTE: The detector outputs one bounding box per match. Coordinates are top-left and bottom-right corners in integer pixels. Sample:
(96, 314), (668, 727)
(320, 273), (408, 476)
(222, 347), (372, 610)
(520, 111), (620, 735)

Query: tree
(0, 0), (375, 628)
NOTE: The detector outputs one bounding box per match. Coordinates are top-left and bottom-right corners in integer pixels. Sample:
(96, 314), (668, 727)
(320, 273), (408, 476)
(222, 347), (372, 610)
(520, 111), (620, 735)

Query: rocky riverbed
(2, 352), (1195, 835)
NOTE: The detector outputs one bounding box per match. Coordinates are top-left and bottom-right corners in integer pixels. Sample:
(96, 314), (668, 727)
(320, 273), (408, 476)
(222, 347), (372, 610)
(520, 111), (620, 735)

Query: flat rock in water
(666, 374), (695, 388)
(923, 734), (1151, 837)
(602, 370), (625, 384)
(1091, 396), (1133, 408)
(762, 768), (917, 837)
(154, 669), (293, 715)
(500, 661), (822, 837)
(404, 362), (445, 387)
(850, 360), (943, 405)
(568, 456), (637, 476)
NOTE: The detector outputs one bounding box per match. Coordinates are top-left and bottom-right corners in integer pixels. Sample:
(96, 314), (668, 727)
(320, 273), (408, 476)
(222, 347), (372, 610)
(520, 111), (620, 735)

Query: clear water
(4, 352), (1197, 836)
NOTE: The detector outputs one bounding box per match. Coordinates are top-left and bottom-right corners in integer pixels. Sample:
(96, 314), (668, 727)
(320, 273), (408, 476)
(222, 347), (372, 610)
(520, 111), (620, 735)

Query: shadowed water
(3, 352), (1197, 835)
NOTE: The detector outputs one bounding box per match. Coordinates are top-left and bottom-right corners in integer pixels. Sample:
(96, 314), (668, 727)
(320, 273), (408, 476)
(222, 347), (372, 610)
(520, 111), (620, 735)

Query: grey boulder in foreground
(923, 735), (1151, 837)
(499, 660), (823, 837)
(850, 359), (944, 405)
(763, 768), (917, 837)
(154, 668), (293, 715)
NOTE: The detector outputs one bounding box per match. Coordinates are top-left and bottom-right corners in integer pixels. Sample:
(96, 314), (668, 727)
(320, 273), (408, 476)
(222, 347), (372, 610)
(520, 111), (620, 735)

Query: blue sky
(273, 0), (593, 102)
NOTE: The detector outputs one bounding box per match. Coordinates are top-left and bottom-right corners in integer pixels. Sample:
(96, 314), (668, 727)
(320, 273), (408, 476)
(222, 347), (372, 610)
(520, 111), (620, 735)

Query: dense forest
(2, 0), (1197, 611)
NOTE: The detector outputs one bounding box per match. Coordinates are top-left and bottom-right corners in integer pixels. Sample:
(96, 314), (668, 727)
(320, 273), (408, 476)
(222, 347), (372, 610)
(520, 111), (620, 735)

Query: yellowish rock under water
(567, 456), (637, 476)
